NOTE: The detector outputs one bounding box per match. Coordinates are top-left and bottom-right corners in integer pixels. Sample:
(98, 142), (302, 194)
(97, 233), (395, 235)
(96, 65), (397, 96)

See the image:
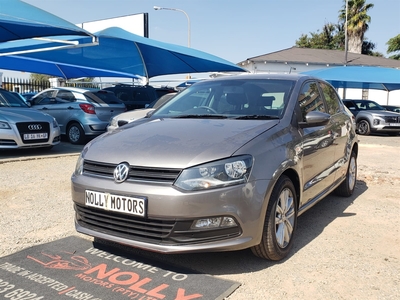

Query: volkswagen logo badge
(28, 124), (42, 130)
(114, 163), (130, 183)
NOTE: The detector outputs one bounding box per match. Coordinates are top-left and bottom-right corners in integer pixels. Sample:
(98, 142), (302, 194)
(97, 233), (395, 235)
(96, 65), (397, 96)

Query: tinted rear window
(84, 91), (123, 105)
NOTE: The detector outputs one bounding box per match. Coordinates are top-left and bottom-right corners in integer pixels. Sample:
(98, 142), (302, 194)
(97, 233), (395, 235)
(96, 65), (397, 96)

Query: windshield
(0, 90), (29, 108)
(152, 79), (295, 119)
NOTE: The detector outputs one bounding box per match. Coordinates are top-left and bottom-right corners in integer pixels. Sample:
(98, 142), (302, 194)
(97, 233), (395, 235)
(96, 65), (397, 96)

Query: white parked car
(107, 92), (177, 132)
(0, 88), (60, 150)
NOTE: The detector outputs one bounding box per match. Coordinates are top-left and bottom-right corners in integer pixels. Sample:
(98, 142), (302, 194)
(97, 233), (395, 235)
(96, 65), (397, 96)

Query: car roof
(42, 87), (101, 93)
(206, 73), (316, 82)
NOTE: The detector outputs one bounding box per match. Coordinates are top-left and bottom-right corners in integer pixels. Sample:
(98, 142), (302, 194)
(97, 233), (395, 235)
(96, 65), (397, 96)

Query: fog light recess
(191, 217), (237, 229)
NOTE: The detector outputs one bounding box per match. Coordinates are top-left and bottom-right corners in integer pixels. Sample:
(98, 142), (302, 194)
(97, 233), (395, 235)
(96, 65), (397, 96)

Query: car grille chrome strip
(83, 160), (182, 183)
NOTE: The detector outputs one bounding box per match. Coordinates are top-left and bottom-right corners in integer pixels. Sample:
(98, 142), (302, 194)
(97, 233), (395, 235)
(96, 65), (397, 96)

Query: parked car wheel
(357, 119), (371, 135)
(67, 122), (86, 144)
(251, 175), (297, 260)
(335, 151), (357, 197)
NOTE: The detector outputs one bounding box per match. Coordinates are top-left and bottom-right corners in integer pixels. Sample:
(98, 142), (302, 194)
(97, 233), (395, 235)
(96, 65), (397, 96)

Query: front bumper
(71, 173), (270, 254)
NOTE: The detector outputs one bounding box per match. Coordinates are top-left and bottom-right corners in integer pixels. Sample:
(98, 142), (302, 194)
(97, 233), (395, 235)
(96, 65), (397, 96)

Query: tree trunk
(348, 35), (363, 54)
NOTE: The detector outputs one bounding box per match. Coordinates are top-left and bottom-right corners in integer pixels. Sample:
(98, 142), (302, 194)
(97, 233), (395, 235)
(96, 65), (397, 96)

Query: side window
(33, 91), (54, 105)
(344, 101), (356, 111)
(56, 90), (76, 103)
(319, 82), (340, 115)
(298, 81), (325, 121)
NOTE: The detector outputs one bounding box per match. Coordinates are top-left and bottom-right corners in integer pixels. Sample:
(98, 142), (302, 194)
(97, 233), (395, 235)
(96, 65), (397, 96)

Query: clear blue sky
(3, 0), (400, 78)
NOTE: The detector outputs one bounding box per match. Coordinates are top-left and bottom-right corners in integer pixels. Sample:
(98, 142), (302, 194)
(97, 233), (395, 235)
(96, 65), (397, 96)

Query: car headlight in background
(52, 118), (59, 128)
(109, 116), (118, 128)
(174, 155), (253, 191)
(74, 146), (89, 175)
(0, 121), (11, 129)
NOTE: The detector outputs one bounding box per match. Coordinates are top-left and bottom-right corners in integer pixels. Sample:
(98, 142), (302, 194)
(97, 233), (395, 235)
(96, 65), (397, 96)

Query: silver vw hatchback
(72, 74), (358, 260)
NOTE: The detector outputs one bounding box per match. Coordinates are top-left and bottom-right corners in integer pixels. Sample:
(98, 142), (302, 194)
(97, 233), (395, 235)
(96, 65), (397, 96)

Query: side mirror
(299, 111), (330, 128)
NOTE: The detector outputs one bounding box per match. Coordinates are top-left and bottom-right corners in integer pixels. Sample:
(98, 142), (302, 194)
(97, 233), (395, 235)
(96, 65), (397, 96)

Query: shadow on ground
(93, 179), (369, 276)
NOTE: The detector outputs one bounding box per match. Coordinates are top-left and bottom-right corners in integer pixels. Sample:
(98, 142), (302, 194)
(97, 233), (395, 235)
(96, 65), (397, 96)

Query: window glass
(319, 82), (340, 115)
(56, 90), (76, 103)
(33, 90), (54, 105)
(154, 79), (295, 118)
(298, 81), (325, 121)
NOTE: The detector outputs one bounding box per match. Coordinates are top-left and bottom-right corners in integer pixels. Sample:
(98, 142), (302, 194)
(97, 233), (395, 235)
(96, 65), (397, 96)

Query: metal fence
(1, 77), (101, 93)
(2, 77), (50, 93)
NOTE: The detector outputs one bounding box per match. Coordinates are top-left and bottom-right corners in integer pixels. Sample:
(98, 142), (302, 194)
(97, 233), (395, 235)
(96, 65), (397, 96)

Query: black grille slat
(75, 204), (175, 242)
(384, 116), (400, 123)
(83, 160), (181, 183)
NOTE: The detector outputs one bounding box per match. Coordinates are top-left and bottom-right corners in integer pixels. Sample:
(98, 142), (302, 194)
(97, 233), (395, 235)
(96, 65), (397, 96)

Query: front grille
(83, 160), (182, 184)
(16, 122), (50, 144)
(384, 116), (400, 123)
(75, 204), (241, 245)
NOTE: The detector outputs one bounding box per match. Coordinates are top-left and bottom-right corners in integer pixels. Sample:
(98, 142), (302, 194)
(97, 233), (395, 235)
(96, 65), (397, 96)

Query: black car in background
(382, 105), (400, 113)
(103, 84), (176, 111)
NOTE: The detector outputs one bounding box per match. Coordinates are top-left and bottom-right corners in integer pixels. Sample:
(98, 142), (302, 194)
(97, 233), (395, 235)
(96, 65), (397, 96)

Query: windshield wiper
(172, 114), (228, 119)
(234, 115), (280, 120)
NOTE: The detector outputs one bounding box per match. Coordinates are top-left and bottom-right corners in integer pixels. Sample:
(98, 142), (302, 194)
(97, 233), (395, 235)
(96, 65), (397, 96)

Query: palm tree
(339, 0), (374, 54)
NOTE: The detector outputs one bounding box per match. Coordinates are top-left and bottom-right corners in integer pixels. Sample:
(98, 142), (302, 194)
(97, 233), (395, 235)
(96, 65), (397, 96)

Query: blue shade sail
(0, 27), (246, 79)
(302, 66), (400, 91)
(0, 0), (97, 55)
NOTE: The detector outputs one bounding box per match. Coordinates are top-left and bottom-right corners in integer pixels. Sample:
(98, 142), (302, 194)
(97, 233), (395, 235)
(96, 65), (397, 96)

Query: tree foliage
(294, 0), (387, 57)
(30, 73), (52, 82)
(386, 34), (400, 60)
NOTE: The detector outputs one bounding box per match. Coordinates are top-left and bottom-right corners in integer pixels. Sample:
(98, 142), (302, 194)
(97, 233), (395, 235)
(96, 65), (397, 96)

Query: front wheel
(335, 151), (357, 197)
(67, 122), (86, 144)
(357, 120), (371, 135)
(251, 175), (297, 260)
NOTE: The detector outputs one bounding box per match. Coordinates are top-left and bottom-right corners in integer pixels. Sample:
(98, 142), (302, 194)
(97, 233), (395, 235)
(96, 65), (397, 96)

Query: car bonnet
(84, 118), (279, 168)
(0, 107), (52, 123)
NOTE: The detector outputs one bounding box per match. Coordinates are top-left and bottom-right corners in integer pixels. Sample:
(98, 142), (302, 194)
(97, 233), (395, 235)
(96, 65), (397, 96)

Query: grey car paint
(71, 73), (358, 260)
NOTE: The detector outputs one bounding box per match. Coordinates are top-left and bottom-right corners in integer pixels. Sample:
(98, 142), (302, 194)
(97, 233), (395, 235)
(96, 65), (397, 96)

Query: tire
(357, 120), (371, 135)
(335, 151), (357, 197)
(251, 175), (297, 261)
(67, 122), (86, 144)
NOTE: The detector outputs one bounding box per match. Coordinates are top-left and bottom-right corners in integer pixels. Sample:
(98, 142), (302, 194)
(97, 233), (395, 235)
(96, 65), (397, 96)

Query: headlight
(52, 118), (59, 128)
(109, 116), (118, 128)
(0, 121), (11, 129)
(74, 146), (88, 175)
(174, 155), (253, 191)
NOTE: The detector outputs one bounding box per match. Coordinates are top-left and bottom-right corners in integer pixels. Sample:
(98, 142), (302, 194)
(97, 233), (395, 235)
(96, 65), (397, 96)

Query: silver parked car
(0, 88), (60, 150)
(72, 74), (358, 261)
(29, 87), (126, 144)
(343, 99), (400, 136)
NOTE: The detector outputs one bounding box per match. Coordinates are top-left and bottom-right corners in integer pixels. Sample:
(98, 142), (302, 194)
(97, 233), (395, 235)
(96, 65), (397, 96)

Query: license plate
(23, 133), (48, 140)
(85, 190), (146, 217)
(389, 123), (399, 126)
